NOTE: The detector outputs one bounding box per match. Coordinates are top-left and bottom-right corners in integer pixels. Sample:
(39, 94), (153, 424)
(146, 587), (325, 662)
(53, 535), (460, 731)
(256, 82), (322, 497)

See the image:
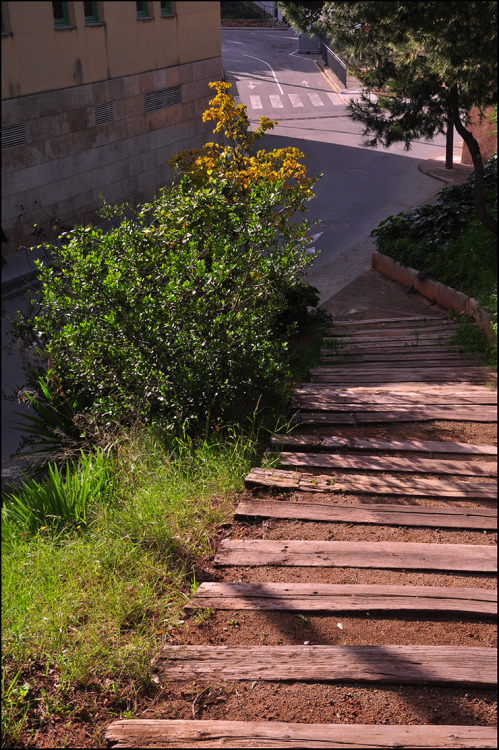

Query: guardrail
(320, 41), (347, 88)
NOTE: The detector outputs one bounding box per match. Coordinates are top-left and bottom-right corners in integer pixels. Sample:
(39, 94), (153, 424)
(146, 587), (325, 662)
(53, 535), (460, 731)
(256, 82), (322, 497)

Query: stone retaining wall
(372, 250), (494, 341)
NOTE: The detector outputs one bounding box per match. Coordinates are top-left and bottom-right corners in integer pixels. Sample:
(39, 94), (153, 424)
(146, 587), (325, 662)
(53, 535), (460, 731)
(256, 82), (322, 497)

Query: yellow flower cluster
(169, 81), (313, 209)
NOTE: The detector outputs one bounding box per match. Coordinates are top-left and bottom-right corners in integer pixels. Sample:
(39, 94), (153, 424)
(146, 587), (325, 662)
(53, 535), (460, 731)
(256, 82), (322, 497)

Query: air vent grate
(143, 85), (181, 113)
(93, 101), (114, 126)
(2, 121), (28, 149)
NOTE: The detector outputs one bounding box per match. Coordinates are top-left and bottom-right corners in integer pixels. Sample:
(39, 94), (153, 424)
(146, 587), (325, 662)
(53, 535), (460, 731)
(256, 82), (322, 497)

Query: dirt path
(106, 273), (497, 748)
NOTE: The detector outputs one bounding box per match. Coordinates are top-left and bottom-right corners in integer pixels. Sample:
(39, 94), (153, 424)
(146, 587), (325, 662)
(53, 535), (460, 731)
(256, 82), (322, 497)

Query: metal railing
(320, 40), (347, 88)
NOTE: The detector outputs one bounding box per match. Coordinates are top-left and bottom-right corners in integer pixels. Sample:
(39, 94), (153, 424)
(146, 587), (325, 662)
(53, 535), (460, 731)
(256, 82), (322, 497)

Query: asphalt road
(222, 29), (450, 302)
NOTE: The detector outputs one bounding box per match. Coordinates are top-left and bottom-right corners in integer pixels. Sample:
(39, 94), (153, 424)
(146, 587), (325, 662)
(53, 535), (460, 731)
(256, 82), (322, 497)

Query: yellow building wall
(2, 2), (221, 98)
(2, 2), (223, 255)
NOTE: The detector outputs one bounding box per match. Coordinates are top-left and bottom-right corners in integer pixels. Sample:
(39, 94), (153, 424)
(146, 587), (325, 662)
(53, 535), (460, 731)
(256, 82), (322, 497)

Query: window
(160, 1), (172, 16)
(84, 1), (98, 23)
(136, 2), (149, 19)
(52, 1), (70, 27)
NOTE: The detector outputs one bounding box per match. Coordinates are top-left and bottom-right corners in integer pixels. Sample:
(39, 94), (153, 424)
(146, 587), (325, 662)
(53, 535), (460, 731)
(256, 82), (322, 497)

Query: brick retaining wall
(372, 251), (494, 342)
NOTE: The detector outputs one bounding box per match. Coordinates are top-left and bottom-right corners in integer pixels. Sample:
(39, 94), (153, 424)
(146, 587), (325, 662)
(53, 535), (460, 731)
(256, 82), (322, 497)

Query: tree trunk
(451, 99), (497, 234)
(445, 111), (454, 169)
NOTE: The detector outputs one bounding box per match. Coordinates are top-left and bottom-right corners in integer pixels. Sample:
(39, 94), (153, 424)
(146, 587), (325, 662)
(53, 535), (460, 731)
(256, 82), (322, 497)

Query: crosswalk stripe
(288, 93), (304, 107)
(327, 92), (344, 106)
(308, 93), (324, 107)
(250, 95), (262, 109)
(269, 94), (283, 109)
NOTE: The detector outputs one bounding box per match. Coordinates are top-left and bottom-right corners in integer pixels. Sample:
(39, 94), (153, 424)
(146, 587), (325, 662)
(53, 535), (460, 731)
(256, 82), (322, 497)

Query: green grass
(1, 426), (258, 746)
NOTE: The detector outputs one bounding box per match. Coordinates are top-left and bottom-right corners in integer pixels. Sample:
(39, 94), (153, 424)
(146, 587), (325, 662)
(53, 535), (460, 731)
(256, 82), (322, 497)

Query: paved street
(222, 29), (451, 302)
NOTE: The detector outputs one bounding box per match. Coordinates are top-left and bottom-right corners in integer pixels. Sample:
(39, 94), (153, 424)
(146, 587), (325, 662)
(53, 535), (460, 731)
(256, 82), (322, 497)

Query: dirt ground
(25, 272), (497, 748)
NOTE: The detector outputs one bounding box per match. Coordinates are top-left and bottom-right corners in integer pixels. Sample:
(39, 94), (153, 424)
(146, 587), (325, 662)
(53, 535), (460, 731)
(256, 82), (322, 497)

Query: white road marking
(250, 95), (263, 109)
(243, 53), (284, 94)
(308, 92), (324, 106)
(269, 95), (283, 108)
(288, 94), (304, 107)
(327, 92), (344, 106)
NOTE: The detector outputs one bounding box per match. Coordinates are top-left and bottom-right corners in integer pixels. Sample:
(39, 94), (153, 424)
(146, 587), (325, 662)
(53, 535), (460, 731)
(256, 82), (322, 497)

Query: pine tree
(278, 1), (497, 232)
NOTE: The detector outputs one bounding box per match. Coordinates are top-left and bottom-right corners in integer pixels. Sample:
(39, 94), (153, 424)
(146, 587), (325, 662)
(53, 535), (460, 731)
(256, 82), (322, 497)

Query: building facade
(1, 1), (222, 256)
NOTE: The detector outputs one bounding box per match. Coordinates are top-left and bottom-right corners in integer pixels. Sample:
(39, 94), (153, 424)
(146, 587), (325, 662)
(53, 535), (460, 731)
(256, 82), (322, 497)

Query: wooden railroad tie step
(291, 408), (496, 424)
(245, 467), (497, 499)
(213, 540), (497, 572)
(234, 498), (498, 530)
(104, 719), (499, 748)
(328, 315), (452, 325)
(278, 452), (497, 477)
(290, 390), (497, 405)
(187, 582), (497, 616)
(270, 435), (498, 455)
(294, 383), (496, 393)
(319, 354), (480, 366)
(155, 645), (497, 687)
(308, 377), (492, 387)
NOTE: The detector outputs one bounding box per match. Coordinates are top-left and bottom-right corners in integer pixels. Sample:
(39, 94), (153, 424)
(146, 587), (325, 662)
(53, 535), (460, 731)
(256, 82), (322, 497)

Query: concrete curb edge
(371, 250), (494, 341)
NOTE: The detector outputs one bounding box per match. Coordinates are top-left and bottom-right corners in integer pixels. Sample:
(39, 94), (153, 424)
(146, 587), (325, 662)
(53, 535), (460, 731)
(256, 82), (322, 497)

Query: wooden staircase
(106, 316), (497, 748)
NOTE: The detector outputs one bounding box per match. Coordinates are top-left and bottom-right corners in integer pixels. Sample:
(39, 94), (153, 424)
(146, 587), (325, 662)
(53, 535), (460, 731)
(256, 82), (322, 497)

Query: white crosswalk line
(288, 93), (304, 107)
(327, 92), (343, 106)
(250, 95), (262, 109)
(308, 93), (324, 107)
(269, 94), (283, 108)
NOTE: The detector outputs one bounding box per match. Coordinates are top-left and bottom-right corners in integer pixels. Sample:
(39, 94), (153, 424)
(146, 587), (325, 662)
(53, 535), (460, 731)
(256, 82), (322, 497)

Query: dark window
(84, 1), (99, 23)
(136, 2), (148, 18)
(160, 1), (172, 16)
(52, 1), (70, 27)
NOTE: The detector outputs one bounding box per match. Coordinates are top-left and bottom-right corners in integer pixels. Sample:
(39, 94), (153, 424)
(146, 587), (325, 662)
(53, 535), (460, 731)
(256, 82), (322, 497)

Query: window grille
(93, 102), (114, 126)
(143, 86), (181, 112)
(2, 122), (28, 149)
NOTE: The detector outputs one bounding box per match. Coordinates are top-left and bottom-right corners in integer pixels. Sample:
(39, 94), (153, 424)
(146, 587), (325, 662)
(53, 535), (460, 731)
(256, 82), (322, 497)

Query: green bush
(371, 154), (497, 326)
(15, 173), (316, 436)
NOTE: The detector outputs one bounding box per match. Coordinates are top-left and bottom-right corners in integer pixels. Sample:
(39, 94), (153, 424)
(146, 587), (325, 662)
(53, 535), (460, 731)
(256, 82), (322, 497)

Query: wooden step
(270, 435), (498, 455)
(295, 384), (496, 394)
(320, 354), (479, 365)
(328, 316), (451, 325)
(291, 407), (496, 424)
(323, 334), (455, 344)
(310, 366), (490, 377)
(104, 719), (499, 748)
(309, 377), (491, 387)
(187, 582), (497, 616)
(245, 468), (497, 499)
(278, 453), (496, 477)
(309, 376), (491, 386)
(156, 645), (497, 687)
(235, 498), (498, 530)
(322, 344), (468, 354)
(214, 540), (497, 572)
(291, 392), (497, 406)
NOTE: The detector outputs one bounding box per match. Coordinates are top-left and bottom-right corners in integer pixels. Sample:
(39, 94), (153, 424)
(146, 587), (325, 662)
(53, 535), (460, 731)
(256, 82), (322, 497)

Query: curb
(372, 251), (493, 341)
(314, 59), (342, 93)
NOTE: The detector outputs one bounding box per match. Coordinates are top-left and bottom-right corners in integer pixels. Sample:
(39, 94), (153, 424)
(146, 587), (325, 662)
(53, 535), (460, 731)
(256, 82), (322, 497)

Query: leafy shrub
(371, 155), (497, 317)
(11, 83), (320, 438)
(220, 2), (264, 19)
(40, 179), (312, 430)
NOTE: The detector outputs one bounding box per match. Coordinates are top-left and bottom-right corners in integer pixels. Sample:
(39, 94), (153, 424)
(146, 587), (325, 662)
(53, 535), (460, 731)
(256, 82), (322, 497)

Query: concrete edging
(372, 250), (493, 341)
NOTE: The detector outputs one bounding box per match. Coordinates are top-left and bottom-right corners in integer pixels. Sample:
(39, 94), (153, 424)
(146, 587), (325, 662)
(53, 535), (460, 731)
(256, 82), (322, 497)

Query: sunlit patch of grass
(1, 424), (258, 745)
